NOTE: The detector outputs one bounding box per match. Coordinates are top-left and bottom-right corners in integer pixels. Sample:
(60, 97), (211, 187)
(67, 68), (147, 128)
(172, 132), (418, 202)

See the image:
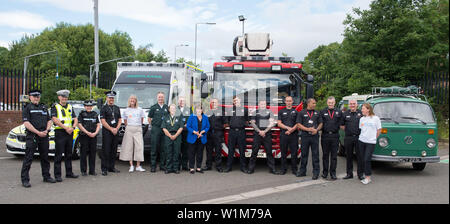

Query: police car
(5, 101), (97, 159)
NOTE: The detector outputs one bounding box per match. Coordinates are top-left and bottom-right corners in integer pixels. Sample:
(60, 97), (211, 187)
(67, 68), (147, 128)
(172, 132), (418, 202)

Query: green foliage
(134, 44), (169, 62)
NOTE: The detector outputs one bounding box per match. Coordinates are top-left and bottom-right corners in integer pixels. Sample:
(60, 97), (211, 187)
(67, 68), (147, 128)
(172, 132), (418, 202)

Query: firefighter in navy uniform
(147, 92), (169, 172)
(277, 96), (299, 175)
(341, 99), (364, 180)
(248, 100), (278, 174)
(20, 90), (56, 188)
(77, 100), (100, 176)
(319, 96), (342, 180)
(297, 98), (323, 180)
(100, 91), (122, 176)
(176, 96), (191, 171)
(51, 89), (79, 182)
(224, 96), (249, 173)
(205, 98), (226, 172)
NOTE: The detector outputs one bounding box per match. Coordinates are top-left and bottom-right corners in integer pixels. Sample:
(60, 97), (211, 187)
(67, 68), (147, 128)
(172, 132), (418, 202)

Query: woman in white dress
(120, 95), (146, 172)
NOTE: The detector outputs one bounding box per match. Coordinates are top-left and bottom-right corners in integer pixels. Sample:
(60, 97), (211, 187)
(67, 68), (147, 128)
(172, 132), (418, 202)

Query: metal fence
(0, 68), (115, 111)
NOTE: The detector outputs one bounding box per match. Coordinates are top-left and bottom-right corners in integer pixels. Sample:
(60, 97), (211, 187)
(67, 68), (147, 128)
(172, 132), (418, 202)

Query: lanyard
(170, 116), (175, 126)
(307, 110), (314, 119)
(328, 109), (335, 120)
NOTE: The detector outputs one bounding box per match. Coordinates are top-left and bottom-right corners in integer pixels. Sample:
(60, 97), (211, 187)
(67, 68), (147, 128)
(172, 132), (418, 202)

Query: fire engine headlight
(233, 64), (243, 71)
(426, 138), (436, 149)
(378, 137), (388, 148)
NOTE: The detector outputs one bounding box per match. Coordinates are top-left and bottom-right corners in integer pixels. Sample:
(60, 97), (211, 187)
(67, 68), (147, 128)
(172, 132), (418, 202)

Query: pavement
(0, 134), (448, 204)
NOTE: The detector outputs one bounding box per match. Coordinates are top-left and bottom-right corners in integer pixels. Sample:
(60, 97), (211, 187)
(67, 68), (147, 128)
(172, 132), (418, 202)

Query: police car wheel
(72, 139), (81, 160)
(412, 163), (426, 171)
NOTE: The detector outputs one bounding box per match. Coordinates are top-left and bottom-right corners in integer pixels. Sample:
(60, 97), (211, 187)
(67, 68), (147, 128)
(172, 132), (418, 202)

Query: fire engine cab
(204, 33), (314, 159)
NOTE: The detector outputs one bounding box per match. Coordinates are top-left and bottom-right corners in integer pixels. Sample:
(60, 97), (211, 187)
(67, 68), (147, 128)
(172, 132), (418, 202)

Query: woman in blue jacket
(186, 104), (210, 174)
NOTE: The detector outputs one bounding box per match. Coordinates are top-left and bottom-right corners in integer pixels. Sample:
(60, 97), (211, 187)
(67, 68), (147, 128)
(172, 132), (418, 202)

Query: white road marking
(0, 157), (14, 160)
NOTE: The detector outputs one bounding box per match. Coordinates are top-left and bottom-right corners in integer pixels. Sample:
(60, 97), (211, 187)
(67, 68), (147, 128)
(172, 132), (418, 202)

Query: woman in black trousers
(186, 104), (210, 174)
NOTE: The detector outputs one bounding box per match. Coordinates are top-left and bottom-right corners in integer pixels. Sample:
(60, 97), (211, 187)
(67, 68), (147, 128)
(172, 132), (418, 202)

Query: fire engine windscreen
(213, 72), (301, 106)
(112, 84), (170, 109)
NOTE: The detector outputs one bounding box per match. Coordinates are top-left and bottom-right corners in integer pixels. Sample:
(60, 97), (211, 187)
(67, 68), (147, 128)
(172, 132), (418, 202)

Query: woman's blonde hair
(127, 95), (138, 108)
(362, 103), (375, 116)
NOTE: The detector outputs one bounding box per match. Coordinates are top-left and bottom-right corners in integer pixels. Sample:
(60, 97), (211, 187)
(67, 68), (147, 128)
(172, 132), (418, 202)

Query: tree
(134, 44), (169, 62)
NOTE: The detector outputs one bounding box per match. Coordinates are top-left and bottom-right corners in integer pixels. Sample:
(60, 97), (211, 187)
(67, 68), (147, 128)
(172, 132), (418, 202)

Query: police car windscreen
(373, 102), (436, 124)
(214, 73), (300, 106)
(116, 71), (172, 84)
(112, 84), (169, 109)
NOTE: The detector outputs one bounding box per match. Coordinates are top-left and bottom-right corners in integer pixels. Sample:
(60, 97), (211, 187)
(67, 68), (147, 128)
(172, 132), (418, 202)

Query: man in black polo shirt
(341, 99), (363, 180)
(319, 96), (342, 180)
(297, 98), (323, 180)
(224, 96), (248, 173)
(277, 96), (299, 175)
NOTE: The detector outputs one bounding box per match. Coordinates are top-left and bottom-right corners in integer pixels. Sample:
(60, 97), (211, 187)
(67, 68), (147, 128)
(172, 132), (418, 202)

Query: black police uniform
(248, 109), (276, 173)
(176, 106), (192, 171)
(225, 105), (248, 172)
(78, 109), (99, 175)
(278, 107), (299, 174)
(297, 109), (322, 177)
(341, 109), (363, 179)
(319, 107), (343, 178)
(148, 103), (169, 170)
(21, 102), (52, 185)
(100, 103), (121, 173)
(51, 103), (77, 179)
(205, 107), (226, 171)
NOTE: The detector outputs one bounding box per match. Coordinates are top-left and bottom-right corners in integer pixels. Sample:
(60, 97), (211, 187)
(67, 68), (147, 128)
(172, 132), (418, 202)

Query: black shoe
(89, 172), (97, 176)
(55, 177), (63, 182)
(321, 174), (328, 179)
(109, 169), (120, 173)
(175, 170), (180, 174)
(343, 175), (353, 179)
(223, 168), (231, 173)
(160, 167), (166, 171)
(43, 177), (56, 183)
(312, 175), (319, 180)
(196, 169), (204, 173)
(66, 173), (79, 178)
(240, 168), (248, 174)
(269, 170), (279, 175)
(217, 168), (223, 173)
(279, 170), (287, 175)
(22, 182), (31, 188)
(151, 167), (156, 173)
(101, 171), (107, 176)
(330, 174), (337, 180)
(247, 170), (254, 174)
(296, 172), (306, 177)
(81, 172), (88, 176)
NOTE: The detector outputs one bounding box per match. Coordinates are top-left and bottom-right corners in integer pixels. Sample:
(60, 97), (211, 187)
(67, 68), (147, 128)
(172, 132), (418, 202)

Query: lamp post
(238, 15), (246, 36)
(23, 50), (58, 95)
(194, 22), (216, 65)
(174, 44), (189, 63)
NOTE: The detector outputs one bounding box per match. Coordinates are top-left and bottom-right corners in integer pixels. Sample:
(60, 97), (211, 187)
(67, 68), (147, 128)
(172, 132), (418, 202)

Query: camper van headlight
(426, 138), (436, 149)
(378, 137), (389, 148)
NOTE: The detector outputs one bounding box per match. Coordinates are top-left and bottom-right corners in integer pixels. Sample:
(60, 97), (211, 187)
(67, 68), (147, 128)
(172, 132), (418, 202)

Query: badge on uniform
(111, 120), (116, 125)
(308, 120), (314, 124)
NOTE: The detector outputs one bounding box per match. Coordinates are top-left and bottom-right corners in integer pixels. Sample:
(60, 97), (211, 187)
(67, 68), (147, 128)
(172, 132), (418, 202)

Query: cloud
(0, 11), (52, 29)
(0, 40), (10, 49)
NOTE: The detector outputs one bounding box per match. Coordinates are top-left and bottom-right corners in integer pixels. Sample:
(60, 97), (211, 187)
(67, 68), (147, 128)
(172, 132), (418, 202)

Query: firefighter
(224, 96), (249, 173)
(100, 91), (122, 176)
(77, 100), (100, 176)
(176, 96), (191, 171)
(341, 99), (364, 180)
(161, 104), (184, 174)
(205, 98), (226, 172)
(147, 92), (169, 172)
(277, 96), (299, 175)
(297, 98), (323, 180)
(248, 100), (278, 174)
(51, 89), (79, 182)
(20, 89), (55, 188)
(319, 96), (342, 180)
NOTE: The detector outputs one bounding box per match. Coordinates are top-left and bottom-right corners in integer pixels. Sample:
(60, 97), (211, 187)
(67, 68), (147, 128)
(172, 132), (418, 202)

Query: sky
(0, 0), (372, 72)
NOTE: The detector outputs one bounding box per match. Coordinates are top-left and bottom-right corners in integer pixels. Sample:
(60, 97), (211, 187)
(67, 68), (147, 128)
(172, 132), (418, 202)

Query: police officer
(162, 104), (184, 174)
(277, 96), (299, 175)
(341, 99), (364, 180)
(77, 100), (100, 176)
(176, 96), (191, 171)
(224, 96), (249, 173)
(147, 92), (169, 172)
(297, 98), (323, 180)
(20, 90), (56, 188)
(205, 98), (226, 172)
(100, 91), (122, 176)
(319, 96), (342, 180)
(51, 89), (79, 182)
(248, 100), (277, 174)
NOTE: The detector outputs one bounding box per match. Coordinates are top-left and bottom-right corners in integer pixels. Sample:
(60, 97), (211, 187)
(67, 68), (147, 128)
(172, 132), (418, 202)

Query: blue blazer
(186, 114), (210, 144)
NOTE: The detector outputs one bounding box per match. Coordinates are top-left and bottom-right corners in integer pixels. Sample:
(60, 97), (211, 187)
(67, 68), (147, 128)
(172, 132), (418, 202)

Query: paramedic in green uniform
(147, 92), (169, 173)
(162, 104), (184, 174)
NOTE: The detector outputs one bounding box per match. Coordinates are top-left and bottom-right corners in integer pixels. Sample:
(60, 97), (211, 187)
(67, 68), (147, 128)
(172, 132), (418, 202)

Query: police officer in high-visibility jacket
(21, 89), (56, 188)
(51, 89), (79, 182)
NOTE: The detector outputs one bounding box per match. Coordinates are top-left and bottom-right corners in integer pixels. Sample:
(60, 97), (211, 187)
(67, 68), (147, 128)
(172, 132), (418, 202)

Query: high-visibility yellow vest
(54, 103), (73, 129)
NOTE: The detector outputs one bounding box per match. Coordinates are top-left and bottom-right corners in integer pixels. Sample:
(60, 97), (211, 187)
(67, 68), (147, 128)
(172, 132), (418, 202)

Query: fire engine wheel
(412, 163), (426, 171)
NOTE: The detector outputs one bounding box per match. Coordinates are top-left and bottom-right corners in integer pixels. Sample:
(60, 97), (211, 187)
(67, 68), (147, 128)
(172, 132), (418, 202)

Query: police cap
(105, 91), (117, 98)
(28, 89), (41, 97)
(56, 89), (70, 98)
